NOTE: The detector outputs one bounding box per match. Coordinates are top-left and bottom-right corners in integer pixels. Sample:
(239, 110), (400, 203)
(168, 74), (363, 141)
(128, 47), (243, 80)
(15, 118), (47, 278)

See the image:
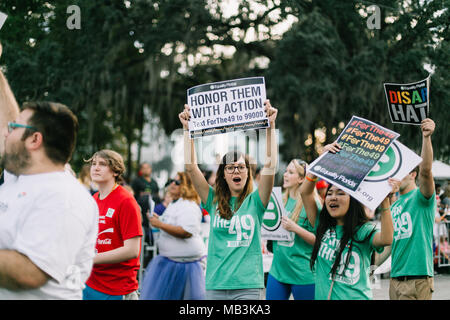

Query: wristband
(306, 176), (318, 182)
(379, 207), (390, 212)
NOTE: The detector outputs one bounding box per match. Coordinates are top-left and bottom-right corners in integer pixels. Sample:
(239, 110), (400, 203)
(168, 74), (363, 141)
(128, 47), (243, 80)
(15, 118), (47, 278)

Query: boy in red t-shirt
(83, 150), (143, 300)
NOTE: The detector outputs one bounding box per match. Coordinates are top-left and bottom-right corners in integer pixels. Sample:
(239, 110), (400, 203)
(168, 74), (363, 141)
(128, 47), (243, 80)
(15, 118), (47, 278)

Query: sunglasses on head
(293, 159), (308, 175)
(168, 179), (181, 186)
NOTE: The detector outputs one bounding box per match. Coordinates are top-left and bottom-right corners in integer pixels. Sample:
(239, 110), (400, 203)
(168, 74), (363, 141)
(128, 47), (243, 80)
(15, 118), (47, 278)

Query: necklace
(99, 183), (119, 200)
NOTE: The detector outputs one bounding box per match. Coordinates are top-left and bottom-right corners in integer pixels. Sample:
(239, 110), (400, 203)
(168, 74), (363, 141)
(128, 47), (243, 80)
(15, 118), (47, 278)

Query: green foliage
(267, 0), (450, 162)
(0, 0), (448, 178)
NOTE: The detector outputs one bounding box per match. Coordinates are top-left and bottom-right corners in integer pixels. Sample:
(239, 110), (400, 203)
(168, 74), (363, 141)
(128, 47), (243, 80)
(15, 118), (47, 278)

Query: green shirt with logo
(314, 222), (382, 300)
(269, 197), (319, 285)
(202, 186), (267, 290)
(390, 188), (436, 278)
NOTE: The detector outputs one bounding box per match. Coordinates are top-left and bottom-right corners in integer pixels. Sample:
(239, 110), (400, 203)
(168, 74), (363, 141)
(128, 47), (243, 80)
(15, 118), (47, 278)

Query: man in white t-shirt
(0, 101), (98, 299)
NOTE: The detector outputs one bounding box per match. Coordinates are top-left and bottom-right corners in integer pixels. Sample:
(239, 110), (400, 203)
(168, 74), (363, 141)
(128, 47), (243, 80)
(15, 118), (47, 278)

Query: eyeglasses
(224, 164), (248, 174)
(7, 122), (37, 133)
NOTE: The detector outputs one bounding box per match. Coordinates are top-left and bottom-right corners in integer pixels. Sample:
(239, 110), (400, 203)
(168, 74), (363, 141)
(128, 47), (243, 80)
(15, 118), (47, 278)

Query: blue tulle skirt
(140, 255), (206, 300)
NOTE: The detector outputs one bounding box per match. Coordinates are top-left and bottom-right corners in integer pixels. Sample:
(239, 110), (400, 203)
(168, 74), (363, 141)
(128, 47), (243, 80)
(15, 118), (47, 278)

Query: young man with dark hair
(83, 149), (142, 300)
(0, 101), (99, 299)
(389, 118), (436, 300)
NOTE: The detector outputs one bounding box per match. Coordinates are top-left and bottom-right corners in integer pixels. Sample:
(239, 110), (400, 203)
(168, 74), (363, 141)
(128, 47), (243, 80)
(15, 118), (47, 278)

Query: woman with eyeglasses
(178, 100), (278, 300)
(300, 142), (396, 300)
(140, 172), (207, 300)
(266, 158), (322, 300)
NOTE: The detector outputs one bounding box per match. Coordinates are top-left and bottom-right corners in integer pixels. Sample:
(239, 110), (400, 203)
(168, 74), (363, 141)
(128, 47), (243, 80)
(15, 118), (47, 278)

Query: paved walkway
(260, 271), (450, 300)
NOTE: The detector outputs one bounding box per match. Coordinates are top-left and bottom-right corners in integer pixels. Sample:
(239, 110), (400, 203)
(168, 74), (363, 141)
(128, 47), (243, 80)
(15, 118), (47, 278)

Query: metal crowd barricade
(138, 229), (160, 291)
(436, 221), (450, 267)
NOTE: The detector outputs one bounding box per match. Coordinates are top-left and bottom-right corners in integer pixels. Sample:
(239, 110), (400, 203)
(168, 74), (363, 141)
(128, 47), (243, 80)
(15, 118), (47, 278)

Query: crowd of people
(0, 42), (446, 301)
(435, 185), (450, 264)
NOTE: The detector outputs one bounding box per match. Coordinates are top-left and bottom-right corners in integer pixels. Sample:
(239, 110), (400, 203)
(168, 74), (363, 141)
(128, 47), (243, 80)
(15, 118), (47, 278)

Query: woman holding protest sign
(266, 158), (322, 300)
(178, 100), (278, 300)
(300, 142), (396, 300)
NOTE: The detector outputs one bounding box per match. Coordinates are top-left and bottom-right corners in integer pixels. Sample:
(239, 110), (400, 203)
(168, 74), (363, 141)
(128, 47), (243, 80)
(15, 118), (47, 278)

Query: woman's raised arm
(258, 100), (278, 208)
(179, 104), (210, 204)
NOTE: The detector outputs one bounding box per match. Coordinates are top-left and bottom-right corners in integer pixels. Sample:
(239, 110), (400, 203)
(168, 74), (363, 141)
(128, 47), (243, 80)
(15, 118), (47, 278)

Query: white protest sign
(261, 187), (293, 241)
(350, 140), (422, 210)
(0, 12), (7, 30)
(187, 77), (268, 138)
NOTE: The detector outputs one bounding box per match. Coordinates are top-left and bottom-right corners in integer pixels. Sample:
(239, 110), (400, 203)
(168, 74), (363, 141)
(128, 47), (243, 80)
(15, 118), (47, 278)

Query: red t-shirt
(86, 185), (143, 295)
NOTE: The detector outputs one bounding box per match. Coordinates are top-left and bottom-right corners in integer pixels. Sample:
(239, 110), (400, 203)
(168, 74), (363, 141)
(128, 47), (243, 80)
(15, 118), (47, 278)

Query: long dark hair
(214, 151), (253, 220)
(310, 184), (376, 279)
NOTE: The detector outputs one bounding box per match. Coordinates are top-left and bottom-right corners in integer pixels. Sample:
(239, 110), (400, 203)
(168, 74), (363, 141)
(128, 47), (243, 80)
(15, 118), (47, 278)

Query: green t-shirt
(390, 188), (436, 278)
(314, 222), (382, 300)
(269, 197), (319, 285)
(202, 186), (267, 290)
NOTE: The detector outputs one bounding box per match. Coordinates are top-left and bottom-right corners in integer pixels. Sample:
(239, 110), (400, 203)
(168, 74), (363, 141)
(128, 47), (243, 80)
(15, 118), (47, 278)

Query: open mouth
(232, 177), (242, 183)
(328, 203), (339, 209)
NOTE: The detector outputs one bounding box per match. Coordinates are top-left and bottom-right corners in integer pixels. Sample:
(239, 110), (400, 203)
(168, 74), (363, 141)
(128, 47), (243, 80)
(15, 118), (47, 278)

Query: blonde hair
(283, 159), (320, 223)
(178, 171), (201, 204)
(78, 164), (92, 187)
